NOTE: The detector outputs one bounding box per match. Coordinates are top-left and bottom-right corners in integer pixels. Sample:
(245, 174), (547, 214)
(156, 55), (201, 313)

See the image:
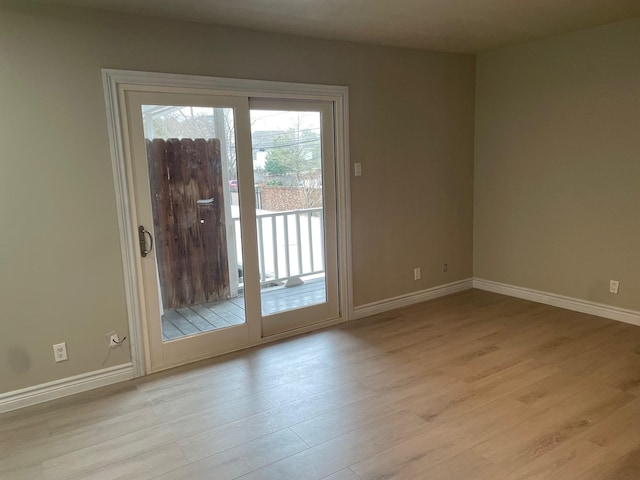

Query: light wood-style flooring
(2, 289), (640, 479)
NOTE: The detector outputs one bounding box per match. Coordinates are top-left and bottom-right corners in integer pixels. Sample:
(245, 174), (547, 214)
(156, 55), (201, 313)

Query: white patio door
(122, 89), (340, 372)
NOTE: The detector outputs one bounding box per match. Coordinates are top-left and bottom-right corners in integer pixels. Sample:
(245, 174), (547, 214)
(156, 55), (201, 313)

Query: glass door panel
(141, 104), (246, 341)
(250, 100), (340, 335)
(125, 91), (256, 372)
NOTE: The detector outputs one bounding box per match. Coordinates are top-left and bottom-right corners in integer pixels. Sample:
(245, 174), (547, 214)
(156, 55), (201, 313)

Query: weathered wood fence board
(146, 138), (229, 309)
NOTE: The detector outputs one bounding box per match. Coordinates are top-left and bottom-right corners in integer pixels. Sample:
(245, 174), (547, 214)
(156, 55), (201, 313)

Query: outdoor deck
(161, 278), (326, 341)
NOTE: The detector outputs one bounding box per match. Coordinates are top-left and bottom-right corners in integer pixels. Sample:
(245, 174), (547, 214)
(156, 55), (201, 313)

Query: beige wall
(0, 3), (475, 392)
(474, 18), (640, 311)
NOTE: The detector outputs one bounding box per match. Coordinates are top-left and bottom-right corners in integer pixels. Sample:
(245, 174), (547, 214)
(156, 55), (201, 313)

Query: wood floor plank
(474, 386), (634, 468)
(38, 394), (272, 480)
(411, 449), (500, 480)
(587, 446), (640, 480)
(258, 370), (355, 407)
(399, 359), (559, 427)
(511, 369), (600, 411)
(177, 382), (374, 463)
(349, 398), (535, 480)
(584, 396), (640, 452)
(236, 410), (430, 480)
(493, 396), (640, 480)
(139, 364), (249, 406)
(288, 388), (412, 447)
(156, 429), (308, 480)
(0, 419), (50, 453)
(0, 406), (160, 477)
(493, 439), (606, 480)
(320, 469), (362, 480)
(72, 443), (189, 480)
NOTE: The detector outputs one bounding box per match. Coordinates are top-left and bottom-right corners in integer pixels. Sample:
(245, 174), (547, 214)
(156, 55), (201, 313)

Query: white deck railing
(233, 207), (325, 285)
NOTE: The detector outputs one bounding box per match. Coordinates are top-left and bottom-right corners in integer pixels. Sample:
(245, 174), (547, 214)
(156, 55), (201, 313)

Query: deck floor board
(162, 278), (325, 341)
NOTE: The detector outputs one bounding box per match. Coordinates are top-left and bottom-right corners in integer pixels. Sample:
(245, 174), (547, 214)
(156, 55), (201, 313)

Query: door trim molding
(103, 71), (147, 377)
(102, 69), (352, 377)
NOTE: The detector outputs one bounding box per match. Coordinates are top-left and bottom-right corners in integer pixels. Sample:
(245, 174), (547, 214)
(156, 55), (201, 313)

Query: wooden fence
(146, 138), (229, 309)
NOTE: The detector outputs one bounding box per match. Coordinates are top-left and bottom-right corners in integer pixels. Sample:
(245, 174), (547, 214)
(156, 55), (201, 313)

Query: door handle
(138, 226), (154, 257)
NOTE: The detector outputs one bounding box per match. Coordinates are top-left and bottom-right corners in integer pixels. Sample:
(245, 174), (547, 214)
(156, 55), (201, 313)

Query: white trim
(352, 279), (473, 320)
(257, 316), (347, 343)
(101, 69), (349, 102)
(0, 364), (134, 414)
(336, 95), (353, 322)
(473, 278), (640, 327)
(103, 71), (147, 377)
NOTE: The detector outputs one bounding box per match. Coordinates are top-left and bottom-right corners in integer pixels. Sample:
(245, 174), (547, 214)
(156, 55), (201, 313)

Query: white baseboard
(473, 278), (640, 327)
(4, 279), (635, 414)
(0, 363), (134, 414)
(352, 278), (473, 320)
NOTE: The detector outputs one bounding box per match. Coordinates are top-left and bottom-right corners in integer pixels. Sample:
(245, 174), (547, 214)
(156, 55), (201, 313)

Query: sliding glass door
(122, 90), (339, 371)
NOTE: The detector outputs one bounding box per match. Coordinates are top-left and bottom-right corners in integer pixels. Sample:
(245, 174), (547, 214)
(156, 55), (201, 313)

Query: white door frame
(102, 69), (353, 377)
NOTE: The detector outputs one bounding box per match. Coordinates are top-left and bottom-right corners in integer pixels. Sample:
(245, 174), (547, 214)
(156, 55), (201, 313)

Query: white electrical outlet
(53, 343), (68, 362)
(106, 331), (121, 348)
(610, 280), (620, 294)
(354, 163), (362, 177)
(414, 267), (421, 280)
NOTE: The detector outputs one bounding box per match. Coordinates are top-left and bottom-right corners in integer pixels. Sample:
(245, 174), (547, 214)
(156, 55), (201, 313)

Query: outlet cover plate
(610, 280), (620, 294)
(53, 342), (68, 362)
(105, 331), (118, 348)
